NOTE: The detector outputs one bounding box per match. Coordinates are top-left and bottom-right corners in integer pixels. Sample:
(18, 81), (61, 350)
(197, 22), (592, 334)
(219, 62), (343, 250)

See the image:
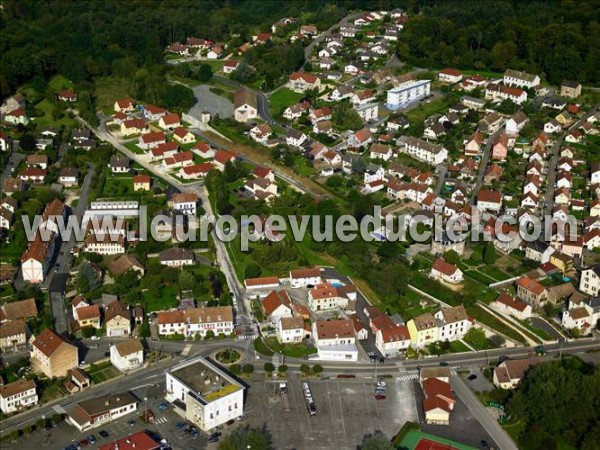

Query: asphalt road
(471, 128), (500, 204)
(451, 375), (517, 450)
(529, 316), (564, 340)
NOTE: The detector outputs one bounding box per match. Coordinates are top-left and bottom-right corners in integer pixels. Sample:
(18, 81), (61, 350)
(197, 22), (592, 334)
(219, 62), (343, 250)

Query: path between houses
(477, 301), (539, 346)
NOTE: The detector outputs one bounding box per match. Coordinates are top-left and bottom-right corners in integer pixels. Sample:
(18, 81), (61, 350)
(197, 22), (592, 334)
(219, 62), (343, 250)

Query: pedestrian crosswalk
(154, 416), (168, 424)
(395, 373), (418, 382)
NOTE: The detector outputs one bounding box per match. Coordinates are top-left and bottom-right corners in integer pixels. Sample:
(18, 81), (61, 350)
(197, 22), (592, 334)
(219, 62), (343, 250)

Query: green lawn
(32, 98), (77, 128)
(406, 96), (449, 124)
(93, 76), (135, 112)
(264, 336), (316, 358)
(88, 361), (120, 384)
(48, 74), (74, 91)
(269, 88), (304, 116)
(102, 176), (134, 197)
(464, 269), (496, 285)
(253, 337), (275, 356)
(398, 430), (478, 450)
(468, 305), (528, 344)
(143, 285), (178, 311)
(479, 265), (512, 281)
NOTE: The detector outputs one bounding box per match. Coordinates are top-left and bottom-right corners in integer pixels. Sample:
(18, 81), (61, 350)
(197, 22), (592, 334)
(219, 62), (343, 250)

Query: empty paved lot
(245, 374), (417, 450)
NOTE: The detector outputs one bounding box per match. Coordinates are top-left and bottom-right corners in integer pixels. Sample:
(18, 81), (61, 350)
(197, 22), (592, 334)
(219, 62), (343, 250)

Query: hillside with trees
(399, 0), (600, 85)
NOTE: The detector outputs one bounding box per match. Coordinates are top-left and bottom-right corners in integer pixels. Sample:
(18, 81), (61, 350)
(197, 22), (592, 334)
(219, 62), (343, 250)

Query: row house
(400, 137), (448, 165)
(158, 306), (234, 339)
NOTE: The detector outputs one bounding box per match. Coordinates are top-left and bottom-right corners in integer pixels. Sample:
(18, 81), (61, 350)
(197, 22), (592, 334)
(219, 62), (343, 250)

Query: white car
(90, 336), (100, 341)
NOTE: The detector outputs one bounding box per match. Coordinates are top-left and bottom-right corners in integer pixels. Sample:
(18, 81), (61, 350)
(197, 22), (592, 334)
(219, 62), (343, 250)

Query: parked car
(467, 374), (477, 381)
(99, 430), (109, 439)
(498, 355), (510, 363)
(87, 435), (96, 445)
(176, 422), (186, 430)
(375, 394), (386, 400)
(90, 336), (100, 341)
(128, 419), (136, 427)
(158, 401), (169, 410)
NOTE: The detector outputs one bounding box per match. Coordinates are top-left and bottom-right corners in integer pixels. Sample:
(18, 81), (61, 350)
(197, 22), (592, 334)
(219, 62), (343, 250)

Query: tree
(312, 364), (323, 375)
(160, 84), (196, 111)
(19, 134), (36, 152)
(443, 250), (460, 265)
(483, 243), (498, 264)
(264, 362), (275, 374)
(196, 63), (213, 82)
(244, 262), (261, 279)
(278, 364), (288, 374)
(464, 328), (489, 349)
(217, 427), (267, 450)
(361, 432), (394, 450)
(242, 364), (254, 375)
(229, 364), (241, 375)
(300, 364), (310, 376)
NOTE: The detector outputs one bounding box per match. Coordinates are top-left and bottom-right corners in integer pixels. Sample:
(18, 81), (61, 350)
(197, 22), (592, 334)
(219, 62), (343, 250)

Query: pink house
(492, 132), (509, 161)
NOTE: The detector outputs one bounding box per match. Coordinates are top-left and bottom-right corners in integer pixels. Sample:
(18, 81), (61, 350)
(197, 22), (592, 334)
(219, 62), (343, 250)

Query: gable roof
(432, 258), (459, 277)
(516, 276), (545, 295)
(314, 319), (354, 340)
(234, 88), (257, 109)
(32, 328), (71, 357)
(262, 290), (292, 316)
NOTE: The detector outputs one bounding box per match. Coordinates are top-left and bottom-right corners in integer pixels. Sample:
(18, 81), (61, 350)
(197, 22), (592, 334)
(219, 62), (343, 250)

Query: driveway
(188, 85), (233, 120)
(529, 317), (564, 340)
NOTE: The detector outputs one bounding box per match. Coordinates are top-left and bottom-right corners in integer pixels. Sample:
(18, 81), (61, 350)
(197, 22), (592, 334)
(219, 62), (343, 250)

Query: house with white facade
(312, 319), (358, 361)
(430, 258), (463, 284)
(435, 305), (471, 342)
(67, 392), (138, 432)
(277, 316), (306, 344)
(289, 267), (322, 288)
(503, 69), (540, 89)
(375, 325), (410, 358)
(157, 306), (233, 339)
(0, 380), (38, 415)
(400, 137), (448, 165)
(110, 339), (144, 372)
(580, 265), (600, 297)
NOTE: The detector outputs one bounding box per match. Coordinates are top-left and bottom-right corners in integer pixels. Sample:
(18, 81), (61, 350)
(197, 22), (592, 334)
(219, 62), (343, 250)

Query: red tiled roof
(432, 258), (458, 277)
(496, 292), (528, 312)
(262, 290), (291, 316)
(516, 276), (545, 296)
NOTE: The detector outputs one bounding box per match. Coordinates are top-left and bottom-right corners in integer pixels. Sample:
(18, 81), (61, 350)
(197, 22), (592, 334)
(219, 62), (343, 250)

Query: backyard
(269, 88), (304, 116)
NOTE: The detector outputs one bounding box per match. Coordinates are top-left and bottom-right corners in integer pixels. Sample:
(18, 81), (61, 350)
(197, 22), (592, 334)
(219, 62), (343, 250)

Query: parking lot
(413, 378), (494, 449)
(243, 373), (418, 450)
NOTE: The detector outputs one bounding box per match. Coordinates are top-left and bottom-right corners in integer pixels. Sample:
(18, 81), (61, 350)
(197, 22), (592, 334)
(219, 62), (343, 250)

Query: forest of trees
(506, 357), (600, 450)
(399, 0), (600, 85)
(1, 1), (597, 100)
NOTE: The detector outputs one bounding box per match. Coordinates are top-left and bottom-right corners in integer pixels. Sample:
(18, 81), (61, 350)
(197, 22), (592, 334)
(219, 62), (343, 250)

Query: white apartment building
(165, 357), (245, 431)
(503, 69), (540, 89)
(289, 267), (322, 288)
(386, 79), (431, 110)
(170, 192), (198, 216)
(0, 380), (38, 414)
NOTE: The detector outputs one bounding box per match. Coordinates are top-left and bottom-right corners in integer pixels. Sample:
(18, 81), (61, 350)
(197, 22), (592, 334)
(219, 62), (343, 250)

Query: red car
(375, 394), (386, 400)
(80, 439), (89, 447)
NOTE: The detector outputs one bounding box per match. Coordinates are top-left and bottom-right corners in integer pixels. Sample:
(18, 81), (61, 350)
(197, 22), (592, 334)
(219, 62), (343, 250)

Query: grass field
(144, 285), (178, 311)
(88, 361), (120, 384)
(406, 96), (449, 124)
(93, 76), (135, 111)
(32, 98), (77, 128)
(269, 88), (303, 116)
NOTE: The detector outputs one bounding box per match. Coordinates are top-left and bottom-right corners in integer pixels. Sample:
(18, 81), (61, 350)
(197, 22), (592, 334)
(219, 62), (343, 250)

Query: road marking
(395, 374), (418, 382)
(181, 344), (192, 356)
(52, 405), (67, 414)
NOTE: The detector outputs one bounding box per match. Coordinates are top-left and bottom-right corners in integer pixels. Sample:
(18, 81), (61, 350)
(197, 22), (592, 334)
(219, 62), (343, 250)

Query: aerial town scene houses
(0, 1), (599, 450)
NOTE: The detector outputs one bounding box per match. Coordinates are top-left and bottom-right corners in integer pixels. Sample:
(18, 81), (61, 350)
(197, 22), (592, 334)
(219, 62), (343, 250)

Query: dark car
(176, 421), (186, 430)
(87, 435), (96, 445)
(208, 433), (220, 443)
(439, 361), (448, 367)
(467, 374), (477, 381)
(99, 430), (109, 438)
(159, 400), (169, 410)
(128, 419), (136, 427)
(481, 439), (489, 449)
(79, 439), (89, 447)
(498, 355), (510, 363)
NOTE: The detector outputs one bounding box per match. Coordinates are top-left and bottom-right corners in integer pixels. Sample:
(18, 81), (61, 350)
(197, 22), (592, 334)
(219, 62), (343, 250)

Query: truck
(301, 382), (317, 416)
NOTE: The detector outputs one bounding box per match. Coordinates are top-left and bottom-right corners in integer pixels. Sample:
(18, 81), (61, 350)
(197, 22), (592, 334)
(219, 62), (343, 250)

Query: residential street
(451, 375), (518, 450)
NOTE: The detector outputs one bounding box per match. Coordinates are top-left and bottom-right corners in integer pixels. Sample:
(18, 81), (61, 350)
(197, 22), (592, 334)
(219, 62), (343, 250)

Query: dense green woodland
(1, 0), (599, 100)
(506, 358), (600, 450)
(399, 1), (600, 85)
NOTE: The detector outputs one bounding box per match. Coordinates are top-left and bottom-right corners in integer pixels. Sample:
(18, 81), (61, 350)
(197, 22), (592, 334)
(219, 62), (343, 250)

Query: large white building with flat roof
(386, 80), (431, 110)
(165, 356), (245, 431)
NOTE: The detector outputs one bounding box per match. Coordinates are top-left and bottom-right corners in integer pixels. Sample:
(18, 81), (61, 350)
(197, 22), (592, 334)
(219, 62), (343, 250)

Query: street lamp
(144, 396), (148, 418)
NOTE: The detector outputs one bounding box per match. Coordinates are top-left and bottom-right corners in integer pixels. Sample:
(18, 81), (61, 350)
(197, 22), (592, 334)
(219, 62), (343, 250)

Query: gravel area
(188, 85), (234, 120)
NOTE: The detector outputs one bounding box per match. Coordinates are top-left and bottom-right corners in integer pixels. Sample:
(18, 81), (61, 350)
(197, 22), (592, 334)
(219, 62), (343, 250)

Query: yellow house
(407, 313), (439, 348)
(173, 127), (196, 144)
(74, 305), (101, 330)
(133, 174), (151, 191)
(550, 251), (574, 274)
